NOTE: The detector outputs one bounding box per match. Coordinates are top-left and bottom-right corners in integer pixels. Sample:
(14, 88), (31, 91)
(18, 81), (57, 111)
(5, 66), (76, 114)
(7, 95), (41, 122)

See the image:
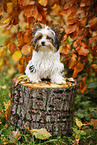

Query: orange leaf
(19, 55), (25, 65)
(19, 0), (30, 6)
(67, 4), (77, 17)
(67, 18), (77, 24)
(18, 64), (25, 74)
(9, 42), (17, 53)
(77, 46), (89, 56)
(72, 62), (84, 78)
(59, 46), (69, 57)
(35, 12), (42, 21)
(88, 119), (97, 129)
(89, 36), (97, 44)
(18, 31), (24, 47)
(25, 55), (32, 64)
(91, 64), (97, 75)
(79, 17), (87, 27)
(90, 17), (97, 31)
(69, 54), (77, 69)
(38, 0), (48, 6)
(59, 9), (68, 15)
(86, 66), (91, 76)
(24, 6), (35, 18)
(24, 31), (32, 43)
(92, 44), (97, 57)
(64, 1), (73, 10)
(12, 50), (22, 61)
(65, 24), (76, 34)
(21, 44), (32, 55)
(12, 0), (18, 6)
(79, 76), (87, 93)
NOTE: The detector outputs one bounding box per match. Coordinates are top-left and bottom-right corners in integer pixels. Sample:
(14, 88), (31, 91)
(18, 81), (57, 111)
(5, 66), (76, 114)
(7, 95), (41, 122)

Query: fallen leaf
(30, 128), (52, 140)
(9, 130), (21, 142)
(24, 124), (51, 140)
(75, 118), (83, 128)
(88, 118), (97, 129)
(4, 100), (11, 123)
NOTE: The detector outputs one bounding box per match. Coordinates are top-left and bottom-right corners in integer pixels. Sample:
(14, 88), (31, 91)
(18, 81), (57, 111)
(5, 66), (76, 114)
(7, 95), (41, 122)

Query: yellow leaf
(4, 100), (11, 122)
(38, 0), (48, 6)
(51, 3), (57, 9)
(1, 135), (8, 144)
(12, 50), (22, 61)
(7, 2), (13, 9)
(0, 60), (3, 66)
(12, 0), (18, 5)
(24, 124), (51, 140)
(88, 53), (93, 63)
(0, 18), (10, 28)
(0, 46), (7, 59)
(3, 18), (10, 24)
(75, 118), (83, 128)
(30, 128), (52, 140)
(18, 75), (28, 79)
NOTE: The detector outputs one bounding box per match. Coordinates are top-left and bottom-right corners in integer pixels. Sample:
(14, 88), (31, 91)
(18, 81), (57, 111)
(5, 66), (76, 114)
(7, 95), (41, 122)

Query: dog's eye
(47, 36), (51, 39)
(38, 35), (42, 40)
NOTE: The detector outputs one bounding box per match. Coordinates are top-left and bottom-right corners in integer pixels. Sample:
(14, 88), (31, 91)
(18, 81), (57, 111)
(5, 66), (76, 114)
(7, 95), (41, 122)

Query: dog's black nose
(41, 41), (45, 46)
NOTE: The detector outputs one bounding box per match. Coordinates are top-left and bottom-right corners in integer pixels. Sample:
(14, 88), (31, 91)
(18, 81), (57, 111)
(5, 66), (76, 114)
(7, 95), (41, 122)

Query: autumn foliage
(0, 0), (97, 93)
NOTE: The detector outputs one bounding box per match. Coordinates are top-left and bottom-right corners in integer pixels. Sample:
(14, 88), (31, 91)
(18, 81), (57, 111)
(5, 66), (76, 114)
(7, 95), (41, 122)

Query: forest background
(0, 0), (97, 144)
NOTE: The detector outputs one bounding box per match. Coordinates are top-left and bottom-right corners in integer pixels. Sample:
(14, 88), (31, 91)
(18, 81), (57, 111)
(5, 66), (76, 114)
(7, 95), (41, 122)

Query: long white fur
(25, 26), (66, 84)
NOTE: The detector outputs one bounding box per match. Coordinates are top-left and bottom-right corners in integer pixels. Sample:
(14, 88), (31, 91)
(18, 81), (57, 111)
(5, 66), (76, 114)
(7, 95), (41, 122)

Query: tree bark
(9, 78), (76, 136)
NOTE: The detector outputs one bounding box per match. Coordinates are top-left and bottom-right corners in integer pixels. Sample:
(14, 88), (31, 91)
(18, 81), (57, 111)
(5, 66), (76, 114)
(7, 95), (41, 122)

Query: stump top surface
(13, 77), (76, 89)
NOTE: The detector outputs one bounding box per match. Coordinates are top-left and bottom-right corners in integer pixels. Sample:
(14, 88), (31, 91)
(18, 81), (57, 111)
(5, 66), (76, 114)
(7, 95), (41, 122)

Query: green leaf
(75, 118), (83, 128)
(87, 81), (97, 89)
(66, 36), (73, 46)
(30, 128), (52, 140)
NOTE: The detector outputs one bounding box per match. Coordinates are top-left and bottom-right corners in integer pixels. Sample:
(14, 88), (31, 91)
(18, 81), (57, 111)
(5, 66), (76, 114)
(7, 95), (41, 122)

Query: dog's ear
(31, 23), (43, 35)
(51, 24), (65, 50)
(31, 23), (43, 50)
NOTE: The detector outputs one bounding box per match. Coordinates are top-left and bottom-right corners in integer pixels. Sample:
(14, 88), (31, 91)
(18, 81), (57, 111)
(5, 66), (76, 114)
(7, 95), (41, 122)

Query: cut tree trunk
(9, 78), (76, 136)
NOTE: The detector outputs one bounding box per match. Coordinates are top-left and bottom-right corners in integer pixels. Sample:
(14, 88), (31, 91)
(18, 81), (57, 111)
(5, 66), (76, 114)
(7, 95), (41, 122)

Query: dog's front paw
(29, 65), (36, 73)
(51, 75), (66, 84)
(29, 76), (41, 83)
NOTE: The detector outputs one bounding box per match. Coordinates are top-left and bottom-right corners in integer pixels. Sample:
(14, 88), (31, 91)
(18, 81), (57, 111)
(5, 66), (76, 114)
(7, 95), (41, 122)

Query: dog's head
(31, 23), (65, 52)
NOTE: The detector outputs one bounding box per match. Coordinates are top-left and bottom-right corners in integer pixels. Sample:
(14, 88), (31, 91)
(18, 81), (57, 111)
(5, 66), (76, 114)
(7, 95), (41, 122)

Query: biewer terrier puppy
(25, 24), (66, 84)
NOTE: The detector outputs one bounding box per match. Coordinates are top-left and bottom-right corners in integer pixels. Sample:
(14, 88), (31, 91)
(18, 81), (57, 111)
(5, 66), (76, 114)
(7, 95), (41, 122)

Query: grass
(0, 67), (97, 144)
(0, 29), (97, 144)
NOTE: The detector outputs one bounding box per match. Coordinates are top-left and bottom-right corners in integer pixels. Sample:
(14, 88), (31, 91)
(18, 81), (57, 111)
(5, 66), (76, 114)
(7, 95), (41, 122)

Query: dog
(25, 24), (66, 84)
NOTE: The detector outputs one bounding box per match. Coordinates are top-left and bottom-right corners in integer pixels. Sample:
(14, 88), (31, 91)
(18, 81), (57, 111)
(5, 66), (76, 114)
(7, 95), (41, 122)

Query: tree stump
(9, 78), (76, 136)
